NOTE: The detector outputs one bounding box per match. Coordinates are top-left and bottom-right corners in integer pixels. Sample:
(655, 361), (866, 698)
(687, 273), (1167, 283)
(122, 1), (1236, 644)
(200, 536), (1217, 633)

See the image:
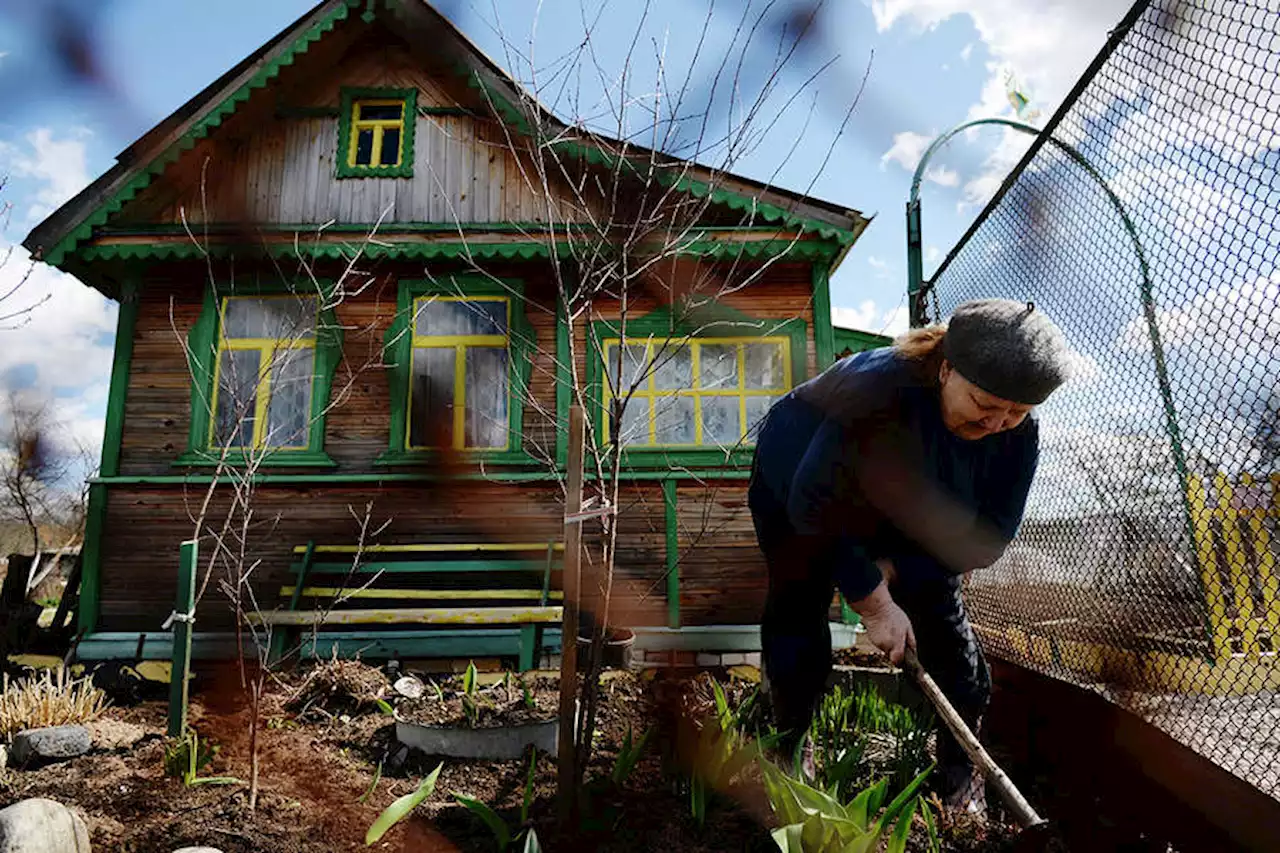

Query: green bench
(250, 541), (564, 670)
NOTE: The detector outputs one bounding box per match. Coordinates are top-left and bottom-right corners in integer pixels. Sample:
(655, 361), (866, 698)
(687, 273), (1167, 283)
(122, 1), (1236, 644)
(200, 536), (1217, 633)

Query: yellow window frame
(347, 98), (406, 169)
(407, 295), (511, 451)
(601, 336), (791, 447)
(209, 295), (318, 451)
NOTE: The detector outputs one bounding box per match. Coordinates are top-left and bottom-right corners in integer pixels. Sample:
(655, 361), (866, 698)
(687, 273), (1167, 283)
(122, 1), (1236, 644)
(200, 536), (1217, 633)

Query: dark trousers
(751, 500), (990, 798)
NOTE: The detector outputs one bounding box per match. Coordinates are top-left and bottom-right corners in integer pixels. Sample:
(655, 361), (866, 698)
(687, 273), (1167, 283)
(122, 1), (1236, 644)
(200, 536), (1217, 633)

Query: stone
(0, 745), (7, 770)
(171, 848), (225, 853)
(721, 653), (746, 666)
(695, 653), (720, 667)
(11, 726), (91, 766)
(0, 798), (91, 852)
(393, 676), (424, 699)
(743, 652), (762, 667)
(84, 719), (146, 751)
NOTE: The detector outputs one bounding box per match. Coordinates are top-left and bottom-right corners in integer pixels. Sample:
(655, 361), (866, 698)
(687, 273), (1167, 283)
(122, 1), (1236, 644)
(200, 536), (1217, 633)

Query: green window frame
(379, 277), (534, 466)
(586, 302), (807, 468)
(178, 282), (343, 467)
(336, 86), (417, 179)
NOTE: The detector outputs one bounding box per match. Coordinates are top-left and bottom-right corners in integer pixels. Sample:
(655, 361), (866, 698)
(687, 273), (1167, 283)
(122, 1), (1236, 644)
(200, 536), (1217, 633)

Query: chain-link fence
(921, 0), (1280, 800)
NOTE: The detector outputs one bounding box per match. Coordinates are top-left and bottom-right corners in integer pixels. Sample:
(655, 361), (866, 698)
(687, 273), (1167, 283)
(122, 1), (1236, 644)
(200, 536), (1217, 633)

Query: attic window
(337, 87), (417, 178)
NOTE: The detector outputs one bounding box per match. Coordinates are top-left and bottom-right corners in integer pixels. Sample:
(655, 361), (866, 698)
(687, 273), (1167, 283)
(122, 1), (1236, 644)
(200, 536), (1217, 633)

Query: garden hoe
(902, 648), (1065, 852)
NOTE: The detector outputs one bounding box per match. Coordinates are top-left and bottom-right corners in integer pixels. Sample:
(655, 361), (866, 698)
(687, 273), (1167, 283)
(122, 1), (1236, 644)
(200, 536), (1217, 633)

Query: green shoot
(365, 762), (443, 845)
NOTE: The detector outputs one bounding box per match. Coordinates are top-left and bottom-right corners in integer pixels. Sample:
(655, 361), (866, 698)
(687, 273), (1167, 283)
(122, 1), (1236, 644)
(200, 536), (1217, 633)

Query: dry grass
(0, 667), (109, 738)
(286, 654), (388, 717)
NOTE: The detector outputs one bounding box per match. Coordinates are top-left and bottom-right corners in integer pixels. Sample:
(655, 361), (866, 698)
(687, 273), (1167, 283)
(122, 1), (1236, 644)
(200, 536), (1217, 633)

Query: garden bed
(395, 672), (560, 729)
(1, 658), (1026, 852)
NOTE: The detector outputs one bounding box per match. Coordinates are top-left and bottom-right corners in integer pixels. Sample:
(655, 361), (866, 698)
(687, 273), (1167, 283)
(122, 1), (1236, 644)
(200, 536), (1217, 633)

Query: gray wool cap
(942, 298), (1072, 405)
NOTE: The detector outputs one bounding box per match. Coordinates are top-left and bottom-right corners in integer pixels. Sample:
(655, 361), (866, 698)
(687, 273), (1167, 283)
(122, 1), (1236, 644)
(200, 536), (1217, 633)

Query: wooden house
(23, 0), (880, 664)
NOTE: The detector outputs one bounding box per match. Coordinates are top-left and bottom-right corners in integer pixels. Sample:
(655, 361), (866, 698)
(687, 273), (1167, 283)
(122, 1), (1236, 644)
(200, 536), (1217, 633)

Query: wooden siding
(675, 482), (765, 625)
(117, 261), (811, 477)
(98, 481), (748, 632)
(117, 264), (563, 476)
(117, 39), (578, 227)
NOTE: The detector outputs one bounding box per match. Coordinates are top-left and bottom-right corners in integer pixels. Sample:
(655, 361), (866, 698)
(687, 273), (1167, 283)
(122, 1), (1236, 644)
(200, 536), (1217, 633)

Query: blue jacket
(749, 347), (1039, 601)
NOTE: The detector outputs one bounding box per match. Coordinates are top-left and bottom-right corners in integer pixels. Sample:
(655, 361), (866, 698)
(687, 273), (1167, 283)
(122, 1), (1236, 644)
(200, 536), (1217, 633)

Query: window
(212, 296), (318, 450)
(179, 285), (342, 468)
(409, 296), (511, 450)
(336, 87), (417, 178)
(381, 279), (533, 465)
(602, 337), (791, 448)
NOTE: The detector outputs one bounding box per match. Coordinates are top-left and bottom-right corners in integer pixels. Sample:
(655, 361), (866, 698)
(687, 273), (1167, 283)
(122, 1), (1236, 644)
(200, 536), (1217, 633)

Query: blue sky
(0, 0), (1124, 455)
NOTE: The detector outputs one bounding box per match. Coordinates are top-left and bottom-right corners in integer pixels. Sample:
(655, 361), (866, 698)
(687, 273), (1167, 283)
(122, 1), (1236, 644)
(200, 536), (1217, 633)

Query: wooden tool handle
(903, 648), (1045, 829)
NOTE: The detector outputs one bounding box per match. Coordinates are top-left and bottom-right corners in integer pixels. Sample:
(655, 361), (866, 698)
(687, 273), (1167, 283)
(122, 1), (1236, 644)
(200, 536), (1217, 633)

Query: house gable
(112, 18), (578, 229)
(25, 0), (866, 279)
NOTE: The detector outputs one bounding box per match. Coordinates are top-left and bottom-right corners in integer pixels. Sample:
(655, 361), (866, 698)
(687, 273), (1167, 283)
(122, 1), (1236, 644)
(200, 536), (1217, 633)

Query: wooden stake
(167, 539), (198, 738)
(557, 406), (585, 823)
(904, 648), (1045, 828)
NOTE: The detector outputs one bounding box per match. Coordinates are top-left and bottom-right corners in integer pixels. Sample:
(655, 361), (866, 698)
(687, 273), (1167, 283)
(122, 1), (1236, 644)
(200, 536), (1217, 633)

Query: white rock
(696, 653), (720, 667)
(393, 675), (424, 699)
(11, 727), (91, 765)
(0, 798), (91, 852)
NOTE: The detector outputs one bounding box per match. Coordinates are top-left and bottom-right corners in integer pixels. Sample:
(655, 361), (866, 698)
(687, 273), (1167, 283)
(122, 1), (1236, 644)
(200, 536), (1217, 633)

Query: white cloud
(880, 130), (931, 172)
(925, 245), (941, 263)
(871, 1), (1119, 209)
(832, 300), (909, 337)
(867, 255), (888, 270)
(0, 128), (92, 223)
(1118, 273), (1280, 355)
(926, 165), (959, 187)
(0, 127), (111, 459)
(880, 130), (961, 188)
(960, 42), (974, 62)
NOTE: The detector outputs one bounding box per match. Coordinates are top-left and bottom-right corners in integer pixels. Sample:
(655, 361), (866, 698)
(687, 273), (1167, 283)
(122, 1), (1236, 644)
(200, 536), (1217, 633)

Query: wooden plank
(247, 605), (563, 626)
(295, 542), (565, 554)
(281, 586), (565, 601)
(296, 560), (563, 574)
(167, 540), (197, 738)
(298, 628), (564, 661)
(558, 405), (584, 816)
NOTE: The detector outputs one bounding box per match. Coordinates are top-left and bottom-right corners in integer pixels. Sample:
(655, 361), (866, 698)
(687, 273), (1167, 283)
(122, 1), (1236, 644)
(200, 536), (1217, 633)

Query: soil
(0, 659), (1017, 852)
(396, 673), (560, 728)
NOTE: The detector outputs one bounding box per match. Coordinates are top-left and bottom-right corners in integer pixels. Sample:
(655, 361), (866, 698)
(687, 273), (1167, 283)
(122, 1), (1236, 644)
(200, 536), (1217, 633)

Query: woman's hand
(851, 581), (915, 665)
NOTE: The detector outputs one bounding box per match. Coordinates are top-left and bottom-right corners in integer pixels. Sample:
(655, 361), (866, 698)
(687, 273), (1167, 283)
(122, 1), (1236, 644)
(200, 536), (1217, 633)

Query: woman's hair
(893, 324), (947, 383)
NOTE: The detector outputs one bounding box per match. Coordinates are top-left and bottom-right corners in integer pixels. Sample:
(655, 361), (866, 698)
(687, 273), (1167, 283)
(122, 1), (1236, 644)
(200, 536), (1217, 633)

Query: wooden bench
(250, 541), (564, 670)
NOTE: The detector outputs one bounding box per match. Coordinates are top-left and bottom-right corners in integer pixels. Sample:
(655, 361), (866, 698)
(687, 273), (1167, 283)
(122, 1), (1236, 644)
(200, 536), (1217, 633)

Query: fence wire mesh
(923, 0), (1280, 800)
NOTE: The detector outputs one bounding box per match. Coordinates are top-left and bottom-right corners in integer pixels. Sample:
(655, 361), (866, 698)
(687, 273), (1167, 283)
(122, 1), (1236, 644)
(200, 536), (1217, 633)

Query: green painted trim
(811, 265), (834, 371)
(833, 326), (892, 357)
(74, 632), (240, 662)
(336, 86), (418, 179)
(78, 483), (107, 636)
(299, 628), (563, 661)
(379, 276), (537, 465)
(546, 138), (859, 246)
(90, 468), (750, 486)
(585, 299), (807, 469)
(173, 450), (339, 468)
(76, 237), (833, 265)
(100, 283), (139, 477)
(663, 479), (680, 629)
(97, 222), (807, 237)
(43, 0), (355, 267)
(462, 68), (534, 137)
(181, 278), (343, 468)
